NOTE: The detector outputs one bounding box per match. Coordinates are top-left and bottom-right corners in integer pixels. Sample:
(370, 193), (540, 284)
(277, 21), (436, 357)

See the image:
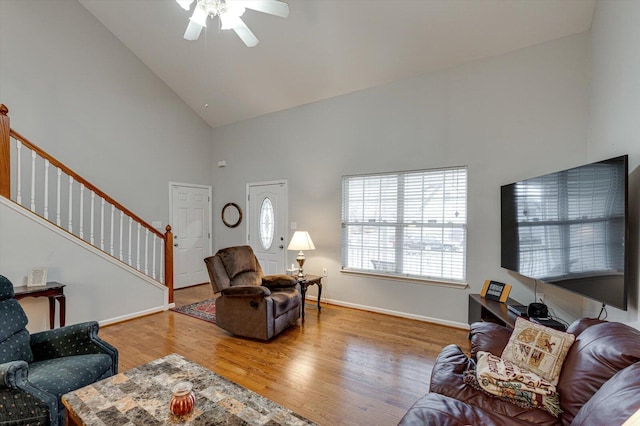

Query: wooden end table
(297, 274), (322, 319)
(14, 281), (66, 329)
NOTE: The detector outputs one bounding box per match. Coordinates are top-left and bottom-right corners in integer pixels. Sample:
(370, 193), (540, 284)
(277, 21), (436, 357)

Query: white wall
(0, 0), (213, 329)
(211, 33), (591, 327)
(1, 199), (167, 333)
(0, 0), (213, 225)
(588, 0), (640, 324)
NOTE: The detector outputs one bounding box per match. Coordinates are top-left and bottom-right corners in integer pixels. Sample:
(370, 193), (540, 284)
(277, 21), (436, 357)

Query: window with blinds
(341, 166), (467, 284)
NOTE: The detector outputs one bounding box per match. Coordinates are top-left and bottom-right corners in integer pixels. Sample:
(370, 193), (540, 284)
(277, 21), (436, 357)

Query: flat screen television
(501, 155), (629, 311)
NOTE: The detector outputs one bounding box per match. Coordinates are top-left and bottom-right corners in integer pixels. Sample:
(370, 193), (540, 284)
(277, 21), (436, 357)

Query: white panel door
(248, 181), (287, 274)
(171, 184), (211, 289)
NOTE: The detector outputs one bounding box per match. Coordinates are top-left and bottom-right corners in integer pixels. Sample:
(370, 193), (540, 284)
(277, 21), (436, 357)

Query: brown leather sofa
(204, 245), (301, 340)
(399, 318), (640, 425)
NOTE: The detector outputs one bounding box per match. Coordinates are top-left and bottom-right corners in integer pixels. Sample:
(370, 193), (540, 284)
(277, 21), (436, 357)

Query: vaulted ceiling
(78, 0), (595, 129)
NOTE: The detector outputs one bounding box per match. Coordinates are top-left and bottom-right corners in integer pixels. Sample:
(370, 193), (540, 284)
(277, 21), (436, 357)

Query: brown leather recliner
(204, 245), (301, 340)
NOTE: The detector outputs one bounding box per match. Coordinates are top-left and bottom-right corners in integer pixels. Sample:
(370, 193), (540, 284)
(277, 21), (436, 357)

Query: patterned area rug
(171, 298), (216, 324)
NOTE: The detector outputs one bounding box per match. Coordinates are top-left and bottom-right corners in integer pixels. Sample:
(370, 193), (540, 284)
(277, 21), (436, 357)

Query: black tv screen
(501, 155), (628, 310)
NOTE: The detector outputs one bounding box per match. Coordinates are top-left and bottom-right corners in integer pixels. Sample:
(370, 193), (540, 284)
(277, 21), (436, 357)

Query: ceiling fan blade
(221, 15), (259, 47)
(235, 0), (289, 18)
(184, 20), (204, 40)
(183, 4), (208, 40)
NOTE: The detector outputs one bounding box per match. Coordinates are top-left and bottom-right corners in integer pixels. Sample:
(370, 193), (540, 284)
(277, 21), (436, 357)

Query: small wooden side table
(14, 281), (66, 329)
(297, 274), (323, 319)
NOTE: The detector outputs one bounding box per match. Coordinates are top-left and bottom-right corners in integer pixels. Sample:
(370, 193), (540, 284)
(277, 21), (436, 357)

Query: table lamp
(287, 231), (315, 277)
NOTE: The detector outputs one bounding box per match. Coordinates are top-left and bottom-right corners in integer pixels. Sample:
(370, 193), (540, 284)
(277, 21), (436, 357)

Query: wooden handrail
(9, 127), (163, 239)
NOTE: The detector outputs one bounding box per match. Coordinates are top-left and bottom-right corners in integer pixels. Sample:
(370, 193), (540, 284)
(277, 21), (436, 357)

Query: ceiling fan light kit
(176, 0), (289, 47)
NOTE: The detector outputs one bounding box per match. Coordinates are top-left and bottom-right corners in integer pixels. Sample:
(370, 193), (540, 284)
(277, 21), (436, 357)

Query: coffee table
(62, 353), (316, 425)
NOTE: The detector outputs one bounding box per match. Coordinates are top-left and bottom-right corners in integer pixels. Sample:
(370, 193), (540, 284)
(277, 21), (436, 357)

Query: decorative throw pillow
(501, 317), (575, 385)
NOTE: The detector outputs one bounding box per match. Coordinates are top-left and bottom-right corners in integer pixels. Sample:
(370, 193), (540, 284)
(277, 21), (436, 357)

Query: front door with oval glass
(247, 181), (287, 274)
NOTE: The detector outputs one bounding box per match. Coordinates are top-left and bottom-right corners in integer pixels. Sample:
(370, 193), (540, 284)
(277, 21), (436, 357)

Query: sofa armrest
(30, 321), (118, 369)
(0, 360), (29, 388)
(469, 322), (512, 359)
(221, 285), (272, 297)
(261, 274), (298, 289)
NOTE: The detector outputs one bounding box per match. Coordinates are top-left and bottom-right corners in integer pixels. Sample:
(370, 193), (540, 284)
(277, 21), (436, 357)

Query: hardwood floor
(99, 284), (470, 425)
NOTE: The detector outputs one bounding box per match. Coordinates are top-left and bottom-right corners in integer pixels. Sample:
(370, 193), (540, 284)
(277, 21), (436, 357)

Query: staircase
(0, 104), (174, 303)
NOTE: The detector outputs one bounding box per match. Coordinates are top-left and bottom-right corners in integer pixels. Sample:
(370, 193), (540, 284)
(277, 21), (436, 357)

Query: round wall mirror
(221, 202), (242, 228)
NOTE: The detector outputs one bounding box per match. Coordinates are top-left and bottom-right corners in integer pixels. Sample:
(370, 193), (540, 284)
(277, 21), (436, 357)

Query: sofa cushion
(501, 317), (575, 385)
(398, 392), (540, 426)
(28, 354), (113, 398)
(565, 317), (604, 337)
(270, 288), (300, 317)
(218, 246), (258, 279)
(0, 299), (34, 364)
(571, 362), (640, 426)
(0, 388), (50, 425)
(429, 345), (559, 426)
(470, 321), (513, 359)
(557, 321), (640, 425)
(0, 275), (16, 301)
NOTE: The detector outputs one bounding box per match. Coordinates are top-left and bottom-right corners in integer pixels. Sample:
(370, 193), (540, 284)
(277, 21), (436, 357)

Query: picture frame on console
(27, 267), (47, 287)
(480, 279), (511, 303)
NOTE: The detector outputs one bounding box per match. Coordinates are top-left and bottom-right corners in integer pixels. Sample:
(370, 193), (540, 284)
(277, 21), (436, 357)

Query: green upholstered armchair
(204, 245), (301, 340)
(0, 275), (118, 426)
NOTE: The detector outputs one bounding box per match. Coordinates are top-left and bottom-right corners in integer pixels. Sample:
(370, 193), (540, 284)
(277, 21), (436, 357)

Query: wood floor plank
(99, 284), (470, 425)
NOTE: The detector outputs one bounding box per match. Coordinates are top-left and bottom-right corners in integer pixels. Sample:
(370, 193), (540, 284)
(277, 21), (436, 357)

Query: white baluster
(110, 205), (115, 255)
(30, 150), (36, 211)
(136, 223), (141, 271)
(128, 217), (133, 266)
(16, 140), (22, 204)
(43, 159), (50, 219)
(79, 184), (85, 239)
(56, 168), (61, 226)
(100, 198), (105, 250)
(160, 239), (166, 283)
(67, 176), (73, 232)
(90, 191), (95, 245)
(119, 212), (124, 261)
(152, 236), (157, 279)
(143, 230), (148, 275)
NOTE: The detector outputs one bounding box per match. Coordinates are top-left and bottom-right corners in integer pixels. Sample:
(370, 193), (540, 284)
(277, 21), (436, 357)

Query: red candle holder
(170, 381), (195, 417)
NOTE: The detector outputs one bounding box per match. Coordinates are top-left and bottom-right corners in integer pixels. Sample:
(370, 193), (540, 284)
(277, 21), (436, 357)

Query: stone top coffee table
(62, 353), (316, 425)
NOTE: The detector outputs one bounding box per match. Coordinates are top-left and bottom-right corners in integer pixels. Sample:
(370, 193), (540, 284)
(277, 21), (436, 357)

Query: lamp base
(296, 252), (306, 278)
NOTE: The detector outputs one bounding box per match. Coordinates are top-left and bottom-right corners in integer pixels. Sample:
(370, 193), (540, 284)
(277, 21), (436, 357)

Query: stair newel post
(165, 225), (174, 303)
(0, 104), (10, 199)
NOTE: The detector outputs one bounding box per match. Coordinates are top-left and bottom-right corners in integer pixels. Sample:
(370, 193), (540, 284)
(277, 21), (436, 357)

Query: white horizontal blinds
(341, 174), (398, 271)
(342, 166), (467, 282)
(515, 164), (624, 279)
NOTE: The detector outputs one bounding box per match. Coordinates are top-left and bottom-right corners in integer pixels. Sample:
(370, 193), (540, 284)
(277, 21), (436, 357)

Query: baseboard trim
(99, 305), (167, 327)
(306, 295), (470, 330)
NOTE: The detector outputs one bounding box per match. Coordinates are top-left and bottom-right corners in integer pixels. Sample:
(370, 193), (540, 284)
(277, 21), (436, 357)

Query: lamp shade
(287, 231), (316, 251)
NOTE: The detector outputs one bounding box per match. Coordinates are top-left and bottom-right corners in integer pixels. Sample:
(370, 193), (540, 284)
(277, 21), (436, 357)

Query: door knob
(279, 245), (284, 249)
(174, 243), (179, 247)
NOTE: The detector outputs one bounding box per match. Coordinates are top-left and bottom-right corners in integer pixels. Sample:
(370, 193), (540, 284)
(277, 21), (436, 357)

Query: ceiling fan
(175, 0), (289, 47)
